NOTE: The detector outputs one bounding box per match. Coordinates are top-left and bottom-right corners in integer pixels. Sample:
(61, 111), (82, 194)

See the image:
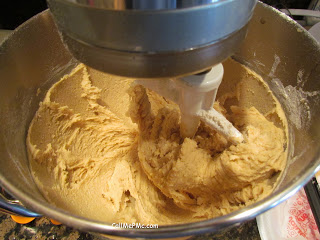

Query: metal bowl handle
(0, 194), (41, 217)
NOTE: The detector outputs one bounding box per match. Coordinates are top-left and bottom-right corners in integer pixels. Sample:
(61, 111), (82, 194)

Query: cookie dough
(27, 59), (288, 224)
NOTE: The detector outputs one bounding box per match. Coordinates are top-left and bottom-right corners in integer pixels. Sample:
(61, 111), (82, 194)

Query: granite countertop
(0, 213), (261, 240)
(0, 30), (261, 240)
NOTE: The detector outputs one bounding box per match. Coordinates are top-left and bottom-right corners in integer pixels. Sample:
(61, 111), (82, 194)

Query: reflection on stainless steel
(66, 0), (222, 10)
(47, 0), (257, 77)
(62, 23), (248, 78)
(0, 2), (320, 239)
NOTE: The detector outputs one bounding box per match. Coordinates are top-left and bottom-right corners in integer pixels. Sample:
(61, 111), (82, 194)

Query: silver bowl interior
(1, 2), (320, 239)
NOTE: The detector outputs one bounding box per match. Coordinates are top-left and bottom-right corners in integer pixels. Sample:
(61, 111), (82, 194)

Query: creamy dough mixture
(27, 59), (288, 224)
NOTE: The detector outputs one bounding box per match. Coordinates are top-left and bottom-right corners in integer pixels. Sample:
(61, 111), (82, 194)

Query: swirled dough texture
(27, 59), (287, 224)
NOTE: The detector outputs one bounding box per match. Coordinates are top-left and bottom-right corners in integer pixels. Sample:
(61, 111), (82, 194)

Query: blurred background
(0, 0), (314, 30)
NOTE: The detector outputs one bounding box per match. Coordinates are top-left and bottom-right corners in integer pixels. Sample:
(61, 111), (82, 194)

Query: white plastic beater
(136, 64), (244, 144)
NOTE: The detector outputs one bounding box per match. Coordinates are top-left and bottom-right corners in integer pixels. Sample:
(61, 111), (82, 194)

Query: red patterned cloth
(257, 188), (320, 240)
(286, 189), (319, 239)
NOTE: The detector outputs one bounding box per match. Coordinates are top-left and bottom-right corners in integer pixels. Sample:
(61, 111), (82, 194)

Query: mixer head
(47, 0), (257, 79)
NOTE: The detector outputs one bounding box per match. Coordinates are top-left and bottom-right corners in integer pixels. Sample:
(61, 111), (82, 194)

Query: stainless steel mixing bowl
(1, 2), (320, 239)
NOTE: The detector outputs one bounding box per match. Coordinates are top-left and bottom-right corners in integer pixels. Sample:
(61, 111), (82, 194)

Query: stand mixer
(47, 0), (257, 142)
